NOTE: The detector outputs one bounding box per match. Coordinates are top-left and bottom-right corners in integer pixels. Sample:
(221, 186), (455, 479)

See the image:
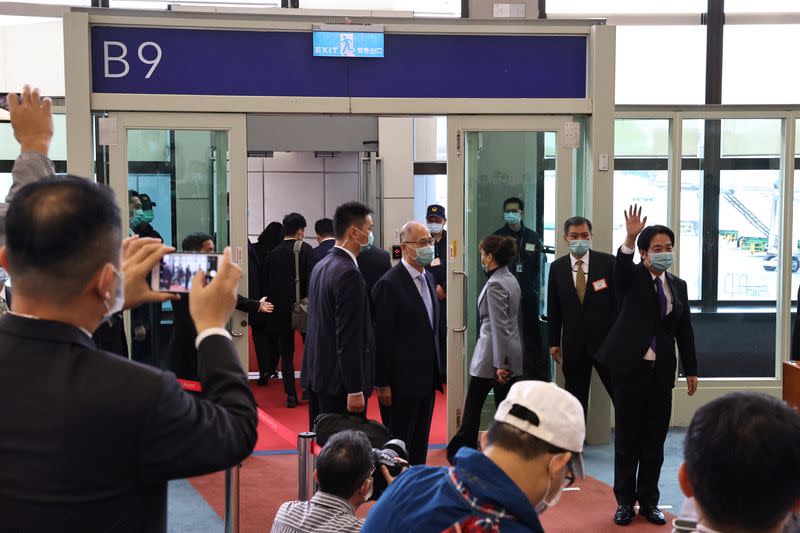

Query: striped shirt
(270, 492), (363, 533)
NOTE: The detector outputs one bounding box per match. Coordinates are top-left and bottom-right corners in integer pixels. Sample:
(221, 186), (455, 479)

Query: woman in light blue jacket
(446, 235), (523, 463)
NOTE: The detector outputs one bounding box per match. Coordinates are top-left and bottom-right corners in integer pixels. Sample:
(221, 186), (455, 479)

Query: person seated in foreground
(271, 430), (396, 533)
(675, 391), (800, 533)
(362, 381), (586, 533)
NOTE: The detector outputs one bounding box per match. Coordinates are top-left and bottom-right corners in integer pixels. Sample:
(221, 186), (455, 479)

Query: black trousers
(446, 376), (515, 462)
(612, 361), (672, 507)
(252, 327), (278, 377)
(520, 298), (549, 381)
(273, 327), (297, 398)
(379, 393), (435, 466)
(563, 347), (615, 417)
(308, 391), (369, 431)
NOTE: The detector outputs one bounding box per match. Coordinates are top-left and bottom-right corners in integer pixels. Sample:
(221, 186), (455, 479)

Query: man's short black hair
(6, 176), (121, 299)
(637, 224), (674, 252)
(684, 392), (800, 530)
(282, 213), (307, 237)
(333, 202), (373, 239)
(485, 421), (565, 461)
(503, 197), (525, 211)
(316, 430), (375, 500)
(563, 216), (592, 235)
(182, 232), (213, 252)
(315, 218), (334, 237)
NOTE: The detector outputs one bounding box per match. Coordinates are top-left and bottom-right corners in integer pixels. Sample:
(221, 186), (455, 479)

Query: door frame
(108, 112), (250, 370)
(445, 115), (577, 439)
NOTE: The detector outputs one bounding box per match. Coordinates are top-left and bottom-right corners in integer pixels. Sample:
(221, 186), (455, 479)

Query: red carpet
(251, 379), (448, 451)
(189, 449), (674, 532)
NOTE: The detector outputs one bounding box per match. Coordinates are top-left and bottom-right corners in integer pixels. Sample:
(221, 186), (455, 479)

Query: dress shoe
(639, 506), (666, 525)
(257, 375), (269, 386)
(286, 395), (298, 408)
(270, 371), (279, 379)
(613, 505), (635, 525)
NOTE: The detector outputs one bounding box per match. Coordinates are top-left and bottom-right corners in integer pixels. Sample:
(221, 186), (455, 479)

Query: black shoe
(639, 506), (666, 525)
(613, 505), (635, 526)
(257, 375), (269, 386)
(270, 371), (279, 379)
(286, 395), (298, 408)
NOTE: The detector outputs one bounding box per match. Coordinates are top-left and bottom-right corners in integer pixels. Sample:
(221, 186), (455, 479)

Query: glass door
(108, 113), (249, 371)
(446, 116), (576, 438)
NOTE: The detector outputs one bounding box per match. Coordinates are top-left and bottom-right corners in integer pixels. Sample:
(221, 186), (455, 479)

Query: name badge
(525, 243), (537, 252)
(592, 278), (608, 292)
(431, 258), (442, 267)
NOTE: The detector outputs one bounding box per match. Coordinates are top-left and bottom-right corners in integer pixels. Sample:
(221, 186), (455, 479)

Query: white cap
(494, 381), (586, 478)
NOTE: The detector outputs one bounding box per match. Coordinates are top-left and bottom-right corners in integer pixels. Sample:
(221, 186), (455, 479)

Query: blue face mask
(356, 228), (374, 252)
(414, 245), (435, 266)
(141, 209), (155, 224)
(504, 211), (522, 225)
(130, 209), (146, 230)
(568, 239), (591, 258)
(648, 251), (674, 272)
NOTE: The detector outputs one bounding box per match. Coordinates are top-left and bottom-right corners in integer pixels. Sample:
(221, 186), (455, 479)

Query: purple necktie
(650, 277), (668, 352)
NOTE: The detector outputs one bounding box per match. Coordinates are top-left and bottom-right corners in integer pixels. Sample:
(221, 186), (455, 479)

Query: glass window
(616, 26), (706, 105)
(613, 120), (669, 261)
(413, 174), (447, 223)
(717, 119), (781, 301)
(0, 173), (11, 201)
(723, 25), (800, 104)
(0, 114), (67, 161)
(681, 119), (704, 301)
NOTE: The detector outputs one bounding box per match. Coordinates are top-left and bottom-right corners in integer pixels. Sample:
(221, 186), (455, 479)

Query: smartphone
(151, 252), (223, 293)
(0, 94), (48, 111)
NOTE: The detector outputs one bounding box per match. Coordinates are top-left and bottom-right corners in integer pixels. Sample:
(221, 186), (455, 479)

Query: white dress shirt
(620, 245), (673, 361)
(570, 250), (590, 286)
(334, 245), (359, 267)
(401, 258), (434, 328)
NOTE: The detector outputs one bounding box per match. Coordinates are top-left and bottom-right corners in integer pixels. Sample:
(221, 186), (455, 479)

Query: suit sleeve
(486, 281), (514, 370)
(335, 268), (368, 394)
(371, 277), (394, 388)
(138, 335), (258, 482)
(614, 246), (635, 301)
(380, 252), (391, 277)
(675, 279), (698, 377)
(0, 153), (54, 247)
(547, 264), (562, 348)
(235, 294), (260, 314)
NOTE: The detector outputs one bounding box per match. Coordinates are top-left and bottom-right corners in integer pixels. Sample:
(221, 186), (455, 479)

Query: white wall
(0, 19), (64, 95)
(378, 117), (414, 247)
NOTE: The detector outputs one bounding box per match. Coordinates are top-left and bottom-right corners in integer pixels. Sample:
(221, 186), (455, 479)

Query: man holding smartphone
(0, 86), (259, 532)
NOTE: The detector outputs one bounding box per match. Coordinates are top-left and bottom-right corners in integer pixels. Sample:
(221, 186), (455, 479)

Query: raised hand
(8, 85), (53, 155)
(623, 204), (647, 248)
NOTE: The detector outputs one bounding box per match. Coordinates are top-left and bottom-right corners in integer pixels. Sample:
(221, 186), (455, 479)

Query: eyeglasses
(403, 238), (435, 247)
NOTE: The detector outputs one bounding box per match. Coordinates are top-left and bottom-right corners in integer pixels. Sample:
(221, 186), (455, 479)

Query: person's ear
(478, 431), (488, 451)
(677, 463), (694, 498)
(549, 452), (571, 478)
(359, 476), (373, 498)
(95, 263), (115, 301)
(563, 234), (569, 243)
(0, 246), (9, 270)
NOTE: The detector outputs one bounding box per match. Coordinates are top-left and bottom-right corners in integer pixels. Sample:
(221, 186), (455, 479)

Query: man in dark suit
(356, 241), (391, 309)
(262, 213), (315, 407)
(302, 202), (375, 429)
(494, 196), (548, 381)
(595, 205), (699, 526)
(372, 221), (443, 465)
(547, 216), (615, 416)
(313, 218), (336, 262)
(0, 118), (257, 532)
(425, 204), (448, 376)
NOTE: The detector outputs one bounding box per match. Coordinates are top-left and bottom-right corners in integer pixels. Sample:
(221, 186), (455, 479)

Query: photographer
(271, 430), (402, 533)
(0, 86), (258, 532)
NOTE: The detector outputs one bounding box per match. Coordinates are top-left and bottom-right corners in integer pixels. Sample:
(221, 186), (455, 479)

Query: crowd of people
(2, 85), (800, 533)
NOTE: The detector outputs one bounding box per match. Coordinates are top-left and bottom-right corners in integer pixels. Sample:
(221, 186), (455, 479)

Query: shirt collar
(401, 257), (423, 279)
(310, 491), (356, 515)
(570, 250), (590, 267)
(452, 448), (543, 530)
(334, 245), (358, 267)
(320, 237), (335, 243)
(650, 271), (666, 282)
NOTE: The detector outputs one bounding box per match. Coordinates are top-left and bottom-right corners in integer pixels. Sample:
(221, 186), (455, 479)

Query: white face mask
(534, 456), (566, 514)
(102, 266), (125, 322)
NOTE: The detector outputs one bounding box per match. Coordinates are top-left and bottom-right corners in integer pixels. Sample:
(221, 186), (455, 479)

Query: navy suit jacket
(357, 246), (392, 306)
(595, 248), (698, 387)
(313, 238), (336, 262)
(372, 263), (443, 398)
(0, 314), (257, 532)
(301, 247), (373, 397)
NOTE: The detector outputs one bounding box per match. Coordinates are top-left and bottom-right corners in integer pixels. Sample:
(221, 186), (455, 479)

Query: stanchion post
(297, 432), (316, 501)
(224, 465), (240, 533)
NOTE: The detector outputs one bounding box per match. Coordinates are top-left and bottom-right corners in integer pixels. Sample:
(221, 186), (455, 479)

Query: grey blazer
(469, 266), (523, 379)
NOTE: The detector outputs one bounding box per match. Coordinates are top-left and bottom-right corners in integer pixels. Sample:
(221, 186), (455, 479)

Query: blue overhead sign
(313, 31), (384, 58)
(90, 26), (587, 99)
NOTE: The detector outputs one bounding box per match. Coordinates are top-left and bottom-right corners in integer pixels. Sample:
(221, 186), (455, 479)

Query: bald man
(372, 221), (444, 465)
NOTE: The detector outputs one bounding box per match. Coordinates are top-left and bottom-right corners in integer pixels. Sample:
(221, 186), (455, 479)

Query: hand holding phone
(189, 247), (241, 332)
(122, 236), (178, 310)
(152, 252), (224, 293)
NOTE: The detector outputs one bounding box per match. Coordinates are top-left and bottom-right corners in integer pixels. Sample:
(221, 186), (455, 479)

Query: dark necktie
(650, 277), (668, 352)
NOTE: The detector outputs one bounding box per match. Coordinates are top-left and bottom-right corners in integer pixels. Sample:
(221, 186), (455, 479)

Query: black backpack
(313, 413), (392, 448)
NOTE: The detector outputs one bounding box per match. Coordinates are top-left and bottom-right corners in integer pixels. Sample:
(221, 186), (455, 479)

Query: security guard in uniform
(425, 204), (447, 380)
(494, 196), (548, 381)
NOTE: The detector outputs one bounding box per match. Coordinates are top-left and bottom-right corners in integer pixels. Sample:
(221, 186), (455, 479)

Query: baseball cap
(494, 381), (586, 479)
(426, 204), (446, 219)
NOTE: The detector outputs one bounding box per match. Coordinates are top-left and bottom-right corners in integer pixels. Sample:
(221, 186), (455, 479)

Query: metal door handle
(231, 332), (244, 338)
(453, 270), (467, 333)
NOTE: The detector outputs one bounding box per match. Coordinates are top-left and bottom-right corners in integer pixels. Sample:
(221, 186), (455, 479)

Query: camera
(370, 438), (407, 500)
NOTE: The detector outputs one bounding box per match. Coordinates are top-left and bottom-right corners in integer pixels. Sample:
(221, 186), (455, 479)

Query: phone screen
(153, 252), (221, 293)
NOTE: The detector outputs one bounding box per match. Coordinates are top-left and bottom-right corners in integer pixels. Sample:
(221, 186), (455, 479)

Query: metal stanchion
(224, 465), (240, 533)
(298, 432), (316, 501)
